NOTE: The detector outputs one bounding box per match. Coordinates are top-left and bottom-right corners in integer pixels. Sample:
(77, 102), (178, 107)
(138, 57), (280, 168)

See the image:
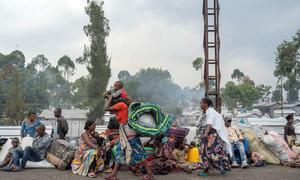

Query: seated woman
(72, 120), (104, 178)
(148, 137), (176, 175)
(172, 140), (198, 173)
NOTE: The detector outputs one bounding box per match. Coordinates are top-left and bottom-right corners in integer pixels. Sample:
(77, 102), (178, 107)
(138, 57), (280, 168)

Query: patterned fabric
(166, 127), (190, 141)
(149, 143), (176, 175)
(128, 102), (175, 136)
(199, 129), (230, 172)
(71, 136), (103, 176)
(128, 137), (147, 168)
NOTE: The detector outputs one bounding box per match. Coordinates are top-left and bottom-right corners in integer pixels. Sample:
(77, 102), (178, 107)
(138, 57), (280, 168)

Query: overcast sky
(1, 0), (300, 88)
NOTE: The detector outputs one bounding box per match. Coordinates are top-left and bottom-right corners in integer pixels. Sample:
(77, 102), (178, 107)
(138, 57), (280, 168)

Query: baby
(104, 81), (130, 105)
(0, 137), (22, 168)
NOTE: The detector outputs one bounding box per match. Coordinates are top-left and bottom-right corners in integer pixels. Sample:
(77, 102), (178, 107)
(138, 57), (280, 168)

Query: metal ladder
(203, 0), (221, 112)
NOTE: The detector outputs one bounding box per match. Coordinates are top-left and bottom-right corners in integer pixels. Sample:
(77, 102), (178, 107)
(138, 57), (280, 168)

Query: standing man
(52, 108), (69, 139)
(224, 116), (249, 168)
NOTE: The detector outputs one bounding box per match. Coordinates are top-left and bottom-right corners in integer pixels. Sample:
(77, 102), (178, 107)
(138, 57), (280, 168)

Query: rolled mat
(128, 102), (175, 136)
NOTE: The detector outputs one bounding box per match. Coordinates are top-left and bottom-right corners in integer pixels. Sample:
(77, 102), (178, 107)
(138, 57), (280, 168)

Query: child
(104, 81), (130, 106)
(186, 141), (200, 163)
(0, 137), (22, 168)
(251, 152), (266, 167)
(172, 140), (195, 173)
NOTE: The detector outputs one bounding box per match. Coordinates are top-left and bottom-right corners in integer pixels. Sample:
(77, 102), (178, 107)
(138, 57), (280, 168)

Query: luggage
(46, 139), (75, 170)
(241, 128), (280, 165)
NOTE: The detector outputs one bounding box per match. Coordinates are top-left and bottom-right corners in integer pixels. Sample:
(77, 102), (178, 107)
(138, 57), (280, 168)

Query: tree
(71, 76), (90, 109)
(79, 0), (111, 123)
(272, 88), (281, 103)
(231, 69), (245, 83)
(274, 30), (300, 103)
(30, 55), (50, 72)
(118, 70), (131, 82)
(222, 77), (264, 111)
(192, 57), (203, 71)
(57, 55), (75, 80)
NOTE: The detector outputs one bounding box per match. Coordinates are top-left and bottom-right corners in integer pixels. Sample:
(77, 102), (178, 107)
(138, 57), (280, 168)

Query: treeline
(0, 51), (85, 125)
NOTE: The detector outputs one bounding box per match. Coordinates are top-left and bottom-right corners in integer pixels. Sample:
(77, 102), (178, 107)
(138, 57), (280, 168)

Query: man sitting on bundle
(224, 116), (249, 168)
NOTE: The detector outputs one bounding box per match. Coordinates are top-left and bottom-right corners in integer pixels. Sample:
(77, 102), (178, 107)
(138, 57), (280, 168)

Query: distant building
(253, 102), (279, 117)
(39, 109), (113, 137)
(273, 109), (296, 118)
(282, 104), (300, 116)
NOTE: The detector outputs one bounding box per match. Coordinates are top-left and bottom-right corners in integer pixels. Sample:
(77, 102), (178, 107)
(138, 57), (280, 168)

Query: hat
(224, 116), (232, 122)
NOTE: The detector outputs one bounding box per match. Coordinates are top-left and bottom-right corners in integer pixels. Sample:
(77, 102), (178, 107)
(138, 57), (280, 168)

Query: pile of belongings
(236, 123), (300, 167)
(46, 139), (76, 170)
(128, 102), (175, 137)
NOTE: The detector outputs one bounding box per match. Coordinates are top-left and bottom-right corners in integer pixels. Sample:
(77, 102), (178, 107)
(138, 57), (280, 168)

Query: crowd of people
(1, 80), (299, 179)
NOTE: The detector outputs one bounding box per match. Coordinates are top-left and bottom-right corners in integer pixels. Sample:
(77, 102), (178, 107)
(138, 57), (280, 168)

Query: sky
(0, 0), (300, 89)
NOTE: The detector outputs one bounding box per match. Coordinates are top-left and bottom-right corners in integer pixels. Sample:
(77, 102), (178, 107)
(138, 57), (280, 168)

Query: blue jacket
(21, 119), (42, 138)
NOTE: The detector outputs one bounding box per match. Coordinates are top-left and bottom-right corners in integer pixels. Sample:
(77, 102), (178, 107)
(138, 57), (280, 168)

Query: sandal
(88, 172), (97, 178)
(143, 175), (155, 180)
(198, 172), (208, 177)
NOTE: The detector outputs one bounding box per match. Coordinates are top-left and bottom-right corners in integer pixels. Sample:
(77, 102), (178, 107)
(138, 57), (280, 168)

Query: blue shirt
(21, 119), (42, 138)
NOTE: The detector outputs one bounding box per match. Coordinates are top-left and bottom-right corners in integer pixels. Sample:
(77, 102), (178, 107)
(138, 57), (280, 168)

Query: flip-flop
(143, 175), (155, 180)
(88, 172), (97, 178)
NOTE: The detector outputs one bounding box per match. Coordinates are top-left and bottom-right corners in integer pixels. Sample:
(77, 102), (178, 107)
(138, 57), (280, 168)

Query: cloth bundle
(128, 102), (175, 136)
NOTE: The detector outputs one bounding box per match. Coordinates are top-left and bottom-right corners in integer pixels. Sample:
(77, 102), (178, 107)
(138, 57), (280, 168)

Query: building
(282, 104), (300, 116)
(253, 102), (279, 117)
(39, 109), (112, 137)
(273, 109), (296, 118)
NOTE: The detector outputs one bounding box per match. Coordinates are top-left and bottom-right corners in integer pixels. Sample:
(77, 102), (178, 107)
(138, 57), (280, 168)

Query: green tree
(71, 76), (90, 109)
(79, 0), (111, 123)
(272, 88), (282, 103)
(192, 57), (203, 71)
(222, 78), (264, 111)
(231, 69), (245, 83)
(274, 30), (300, 103)
(118, 70), (131, 82)
(57, 55), (75, 80)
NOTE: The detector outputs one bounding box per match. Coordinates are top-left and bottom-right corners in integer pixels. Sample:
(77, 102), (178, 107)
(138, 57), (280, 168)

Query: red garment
(104, 129), (119, 146)
(111, 102), (128, 125)
(120, 88), (128, 99)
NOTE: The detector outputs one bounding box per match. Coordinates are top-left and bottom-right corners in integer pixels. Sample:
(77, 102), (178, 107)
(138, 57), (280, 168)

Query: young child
(0, 137), (22, 168)
(104, 81), (129, 105)
(186, 141), (200, 163)
(172, 140), (195, 173)
(251, 151), (266, 167)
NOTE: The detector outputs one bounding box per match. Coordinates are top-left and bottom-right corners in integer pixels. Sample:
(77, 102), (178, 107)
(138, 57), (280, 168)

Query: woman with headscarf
(197, 97), (231, 176)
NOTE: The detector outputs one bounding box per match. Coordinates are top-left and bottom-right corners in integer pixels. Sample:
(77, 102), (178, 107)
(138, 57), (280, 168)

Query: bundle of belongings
(236, 123), (300, 168)
(46, 139), (76, 170)
(128, 102), (175, 137)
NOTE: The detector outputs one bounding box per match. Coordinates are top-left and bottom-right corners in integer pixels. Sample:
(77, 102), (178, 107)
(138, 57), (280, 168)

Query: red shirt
(111, 102), (128, 125)
(121, 88), (128, 99)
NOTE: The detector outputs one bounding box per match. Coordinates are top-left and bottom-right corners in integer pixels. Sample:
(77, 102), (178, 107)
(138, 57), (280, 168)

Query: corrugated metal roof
(39, 109), (88, 119)
(253, 102), (278, 107)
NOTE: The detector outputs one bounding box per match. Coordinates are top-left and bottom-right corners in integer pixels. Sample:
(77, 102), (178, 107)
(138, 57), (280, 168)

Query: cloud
(0, 0), (300, 89)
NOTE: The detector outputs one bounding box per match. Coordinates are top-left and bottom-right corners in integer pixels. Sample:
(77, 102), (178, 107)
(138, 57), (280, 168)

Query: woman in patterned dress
(198, 97), (231, 176)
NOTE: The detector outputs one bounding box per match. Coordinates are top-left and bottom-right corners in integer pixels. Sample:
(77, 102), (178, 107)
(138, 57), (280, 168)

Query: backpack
(46, 139), (75, 170)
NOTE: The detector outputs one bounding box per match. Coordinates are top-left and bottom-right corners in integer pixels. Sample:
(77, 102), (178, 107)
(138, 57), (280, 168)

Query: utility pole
(281, 76), (283, 117)
(203, 0), (221, 112)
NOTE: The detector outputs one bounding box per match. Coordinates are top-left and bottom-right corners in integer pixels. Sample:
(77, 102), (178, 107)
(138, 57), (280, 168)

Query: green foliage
(81, 0), (111, 123)
(57, 55), (75, 80)
(192, 57), (203, 71)
(222, 78), (265, 111)
(71, 76), (90, 109)
(231, 69), (244, 83)
(272, 88), (282, 103)
(118, 70), (131, 82)
(274, 30), (300, 103)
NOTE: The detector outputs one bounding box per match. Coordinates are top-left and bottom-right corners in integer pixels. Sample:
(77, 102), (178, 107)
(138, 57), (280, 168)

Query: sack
(46, 139), (75, 169)
(262, 131), (296, 162)
(241, 128), (280, 165)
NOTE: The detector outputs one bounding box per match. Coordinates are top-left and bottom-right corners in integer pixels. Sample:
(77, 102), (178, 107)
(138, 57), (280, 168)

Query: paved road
(0, 165), (299, 180)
